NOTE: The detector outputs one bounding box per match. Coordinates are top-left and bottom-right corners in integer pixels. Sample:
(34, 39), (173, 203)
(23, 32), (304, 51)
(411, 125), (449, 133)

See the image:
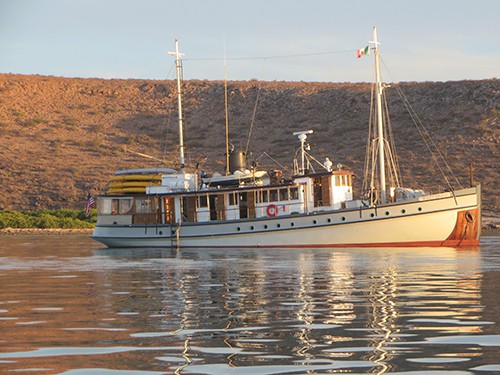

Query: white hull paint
(92, 186), (480, 249)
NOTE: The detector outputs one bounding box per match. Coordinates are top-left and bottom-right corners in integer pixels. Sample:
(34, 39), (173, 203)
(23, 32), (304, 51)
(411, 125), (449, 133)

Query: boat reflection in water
(95, 245), (487, 374)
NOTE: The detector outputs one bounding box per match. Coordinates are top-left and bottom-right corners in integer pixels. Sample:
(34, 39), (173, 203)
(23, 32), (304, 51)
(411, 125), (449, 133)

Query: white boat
(91, 30), (481, 249)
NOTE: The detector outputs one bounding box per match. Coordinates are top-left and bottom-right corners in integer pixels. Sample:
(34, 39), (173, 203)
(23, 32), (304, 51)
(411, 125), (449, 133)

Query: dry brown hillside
(0, 74), (498, 219)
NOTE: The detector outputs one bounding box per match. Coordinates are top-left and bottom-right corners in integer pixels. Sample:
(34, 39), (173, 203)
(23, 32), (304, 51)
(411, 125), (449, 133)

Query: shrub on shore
(0, 209), (96, 229)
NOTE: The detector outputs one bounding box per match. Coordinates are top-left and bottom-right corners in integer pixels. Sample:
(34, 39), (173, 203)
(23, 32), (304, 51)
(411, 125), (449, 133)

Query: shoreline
(0, 228), (94, 236)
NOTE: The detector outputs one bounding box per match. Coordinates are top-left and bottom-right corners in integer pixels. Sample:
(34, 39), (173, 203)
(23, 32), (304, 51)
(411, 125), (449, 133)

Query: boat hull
(91, 186), (481, 249)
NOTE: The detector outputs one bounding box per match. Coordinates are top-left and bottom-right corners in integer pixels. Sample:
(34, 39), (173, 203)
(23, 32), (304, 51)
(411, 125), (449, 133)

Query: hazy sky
(0, 0), (498, 82)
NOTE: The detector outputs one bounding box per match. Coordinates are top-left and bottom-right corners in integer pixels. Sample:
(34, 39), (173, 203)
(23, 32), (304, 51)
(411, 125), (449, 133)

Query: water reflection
(0, 236), (498, 374)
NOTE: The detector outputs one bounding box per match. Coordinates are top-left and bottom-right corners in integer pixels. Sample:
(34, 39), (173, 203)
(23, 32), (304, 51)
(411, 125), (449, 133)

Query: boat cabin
(96, 169), (354, 226)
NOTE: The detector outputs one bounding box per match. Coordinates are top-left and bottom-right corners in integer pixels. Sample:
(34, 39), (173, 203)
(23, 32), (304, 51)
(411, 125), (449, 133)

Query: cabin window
(97, 198), (112, 214)
(118, 198), (130, 214)
(256, 190), (263, 203)
(98, 197), (133, 215)
(262, 190), (269, 203)
(239, 192), (248, 219)
(119, 198), (133, 214)
(229, 192), (238, 206)
(290, 187), (299, 200)
(135, 198), (154, 214)
(269, 189), (279, 202)
(280, 188), (288, 201)
(313, 178), (323, 207)
(334, 175), (352, 186)
(111, 200), (119, 214)
(184, 196), (197, 222)
(198, 195), (208, 208)
(164, 197), (175, 224)
(209, 194), (226, 221)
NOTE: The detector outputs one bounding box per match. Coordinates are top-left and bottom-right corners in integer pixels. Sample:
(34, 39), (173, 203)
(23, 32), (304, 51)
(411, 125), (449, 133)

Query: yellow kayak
(109, 174), (163, 182)
(107, 187), (148, 194)
(108, 181), (161, 189)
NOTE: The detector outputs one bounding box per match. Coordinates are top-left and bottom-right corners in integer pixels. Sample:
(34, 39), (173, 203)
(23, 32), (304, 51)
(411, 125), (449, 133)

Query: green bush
(34, 214), (60, 228)
(0, 211), (34, 228)
(0, 209), (96, 229)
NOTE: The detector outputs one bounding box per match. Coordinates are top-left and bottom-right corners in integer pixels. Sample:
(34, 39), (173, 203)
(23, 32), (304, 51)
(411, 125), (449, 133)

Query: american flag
(85, 193), (96, 217)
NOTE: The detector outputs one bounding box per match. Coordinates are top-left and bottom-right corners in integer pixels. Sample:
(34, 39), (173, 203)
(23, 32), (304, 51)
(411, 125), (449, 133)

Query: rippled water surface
(0, 235), (499, 374)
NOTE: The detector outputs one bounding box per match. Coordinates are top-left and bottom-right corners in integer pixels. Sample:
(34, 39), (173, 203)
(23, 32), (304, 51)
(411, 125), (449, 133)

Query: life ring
(266, 204), (278, 217)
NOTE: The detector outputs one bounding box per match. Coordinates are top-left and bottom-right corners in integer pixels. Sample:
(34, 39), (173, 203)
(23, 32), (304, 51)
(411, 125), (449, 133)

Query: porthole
(401, 209), (406, 214)
(327, 218), (332, 223)
(370, 213), (375, 218)
(159, 231), (163, 235)
(290, 222), (295, 227)
(250, 226), (255, 230)
(277, 223), (281, 228)
(313, 219), (317, 224)
(264, 224), (268, 229)
(418, 207), (423, 212)
(341, 217), (346, 221)
(237, 227), (241, 231)
(385, 211), (390, 216)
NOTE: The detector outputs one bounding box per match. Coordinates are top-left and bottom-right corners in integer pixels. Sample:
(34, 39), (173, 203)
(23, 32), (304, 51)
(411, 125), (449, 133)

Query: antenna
(293, 130), (313, 175)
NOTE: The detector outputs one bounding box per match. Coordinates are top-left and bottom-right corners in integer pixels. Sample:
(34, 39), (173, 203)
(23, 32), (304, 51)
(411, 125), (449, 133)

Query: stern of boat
(443, 185), (482, 246)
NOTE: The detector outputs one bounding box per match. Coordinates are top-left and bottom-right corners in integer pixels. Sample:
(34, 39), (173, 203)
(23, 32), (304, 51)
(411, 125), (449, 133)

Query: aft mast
(372, 27), (387, 204)
(169, 39), (186, 171)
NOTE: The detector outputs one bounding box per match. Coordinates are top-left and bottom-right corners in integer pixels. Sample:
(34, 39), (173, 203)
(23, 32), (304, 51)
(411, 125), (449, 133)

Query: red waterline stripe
(173, 239), (480, 249)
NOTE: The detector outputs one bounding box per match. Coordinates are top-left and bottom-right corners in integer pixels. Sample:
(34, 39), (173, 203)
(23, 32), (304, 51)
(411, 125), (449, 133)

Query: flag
(356, 45), (370, 58)
(85, 193), (95, 217)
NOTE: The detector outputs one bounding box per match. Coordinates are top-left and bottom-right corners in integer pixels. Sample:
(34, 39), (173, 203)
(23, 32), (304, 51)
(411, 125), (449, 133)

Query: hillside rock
(0, 74), (498, 219)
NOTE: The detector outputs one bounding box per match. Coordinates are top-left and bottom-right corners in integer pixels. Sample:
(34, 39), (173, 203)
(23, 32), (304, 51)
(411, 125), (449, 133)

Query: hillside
(0, 74), (498, 220)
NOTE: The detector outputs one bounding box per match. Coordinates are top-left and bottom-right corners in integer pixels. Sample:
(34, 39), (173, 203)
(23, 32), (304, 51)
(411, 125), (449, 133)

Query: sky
(0, 0), (498, 83)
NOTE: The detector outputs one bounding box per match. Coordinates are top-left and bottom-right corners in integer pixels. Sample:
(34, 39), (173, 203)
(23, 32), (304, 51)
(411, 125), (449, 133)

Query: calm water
(0, 235), (499, 375)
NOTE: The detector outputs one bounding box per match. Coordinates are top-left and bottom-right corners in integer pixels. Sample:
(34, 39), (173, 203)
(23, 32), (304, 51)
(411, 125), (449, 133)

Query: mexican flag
(356, 45), (370, 58)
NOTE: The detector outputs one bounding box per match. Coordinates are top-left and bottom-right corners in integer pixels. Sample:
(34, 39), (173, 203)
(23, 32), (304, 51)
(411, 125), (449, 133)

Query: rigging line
(304, 151), (327, 170)
(158, 61), (178, 162)
(363, 82), (376, 194)
(382, 89), (403, 187)
(379, 57), (462, 189)
(255, 151), (290, 172)
(383, 139), (400, 188)
(396, 86), (457, 191)
(245, 85), (262, 155)
(183, 49), (355, 62)
(290, 146), (317, 173)
(245, 62), (267, 155)
(394, 84), (462, 189)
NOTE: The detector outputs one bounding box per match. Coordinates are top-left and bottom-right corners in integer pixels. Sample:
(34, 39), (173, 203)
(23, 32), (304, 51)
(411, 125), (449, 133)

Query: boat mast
(169, 39), (186, 171)
(224, 44), (230, 175)
(373, 27), (386, 204)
